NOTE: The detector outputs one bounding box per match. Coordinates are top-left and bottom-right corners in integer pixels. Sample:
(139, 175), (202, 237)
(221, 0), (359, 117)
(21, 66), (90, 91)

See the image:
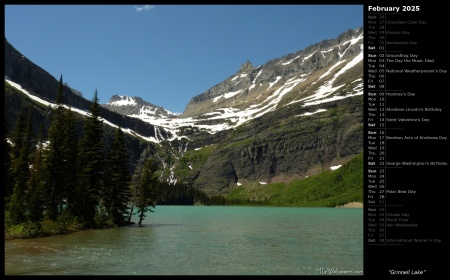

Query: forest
(4, 77), (224, 240)
(4, 76), (363, 240)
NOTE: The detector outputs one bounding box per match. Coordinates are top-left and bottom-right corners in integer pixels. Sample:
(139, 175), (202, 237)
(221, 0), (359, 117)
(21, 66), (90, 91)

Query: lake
(4, 205), (363, 275)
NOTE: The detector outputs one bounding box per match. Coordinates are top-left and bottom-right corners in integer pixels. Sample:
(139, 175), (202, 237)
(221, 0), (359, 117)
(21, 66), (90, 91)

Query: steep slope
(4, 27), (364, 197)
(4, 80), (149, 172)
(4, 38), (173, 143)
(185, 92), (363, 195)
(105, 28), (363, 139)
(103, 27), (364, 195)
(182, 27), (363, 119)
(225, 152), (364, 207)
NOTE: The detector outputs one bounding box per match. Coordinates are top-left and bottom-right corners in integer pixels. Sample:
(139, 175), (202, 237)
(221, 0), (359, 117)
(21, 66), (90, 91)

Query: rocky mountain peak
(181, 27), (363, 118)
(5, 26), (364, 196)
(239, 60), (253, 72)
(103, 94), (177, 118)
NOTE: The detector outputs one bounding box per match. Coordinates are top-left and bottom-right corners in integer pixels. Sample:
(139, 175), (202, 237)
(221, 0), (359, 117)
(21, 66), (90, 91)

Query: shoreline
(336, 201), (363, 208)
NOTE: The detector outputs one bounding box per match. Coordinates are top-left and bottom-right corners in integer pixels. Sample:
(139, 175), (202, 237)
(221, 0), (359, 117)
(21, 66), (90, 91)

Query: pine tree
(42, 75), (78, 219)
(104, 127), (132, 226)
(62, 107), (79, 216)
(136, 158), (157, 226)
(10, 104), (27, 163)
(26, 123), (46, 222)
(76, 90), (106, 228)
(4, 116), (14, 204)
(42, 76), (66, 219)
(8, 105), (35, 225)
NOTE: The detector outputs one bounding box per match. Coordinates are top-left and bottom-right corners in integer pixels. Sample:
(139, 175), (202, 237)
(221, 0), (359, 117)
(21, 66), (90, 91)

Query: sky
(4, 4), (363, 114)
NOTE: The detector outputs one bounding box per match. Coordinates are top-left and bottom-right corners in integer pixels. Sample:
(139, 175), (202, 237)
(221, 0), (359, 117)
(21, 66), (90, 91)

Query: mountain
(103, 95), (177, 119)
(182, 27), (362, 118)
(4, 27), (364, 197)
(104, 28), (363, 138)
(103, 27), (364, 195)
(4, 38), (173, 144)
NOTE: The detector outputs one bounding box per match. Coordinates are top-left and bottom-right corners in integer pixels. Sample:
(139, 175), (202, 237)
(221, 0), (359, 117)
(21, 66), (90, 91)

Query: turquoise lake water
(4, 205), (363, 275)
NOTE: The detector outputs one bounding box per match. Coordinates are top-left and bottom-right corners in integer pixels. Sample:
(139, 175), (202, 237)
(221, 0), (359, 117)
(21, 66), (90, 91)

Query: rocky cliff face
(182, 28), (363, 118)
(4, 38), (84, 108)
(4, 38), (173, 142)
(190, 94), (363, 195)
(161, 27), (363, 195)
(4, 27), (364, 196)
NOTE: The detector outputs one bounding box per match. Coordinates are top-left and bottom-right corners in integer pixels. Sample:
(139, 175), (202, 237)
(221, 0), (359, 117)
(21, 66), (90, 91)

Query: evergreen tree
(42, 75), (67, 219)
(42, 75), (78, 219)
(8, 105), (35, 225)
(136, 158), (157, 226)
(62, 107), (79, 216)
(10, 104), (27, 163)
(26, 123), (46, 222)
(127, 168), (140, 225)
(76, 90), (105, 228)
(104, 127), (132, 226)
(4, 116), (14, 204)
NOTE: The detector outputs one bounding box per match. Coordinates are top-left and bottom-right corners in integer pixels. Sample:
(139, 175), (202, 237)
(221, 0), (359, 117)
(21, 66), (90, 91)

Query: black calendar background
(363, 0), (447, 277)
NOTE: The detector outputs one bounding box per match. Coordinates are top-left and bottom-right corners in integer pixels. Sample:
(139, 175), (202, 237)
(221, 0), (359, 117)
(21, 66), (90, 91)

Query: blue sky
(5, 4), (363, 114)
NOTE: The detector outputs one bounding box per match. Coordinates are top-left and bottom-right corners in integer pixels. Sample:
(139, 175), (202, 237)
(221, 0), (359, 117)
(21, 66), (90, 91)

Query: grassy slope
(226, 152), (363, 207)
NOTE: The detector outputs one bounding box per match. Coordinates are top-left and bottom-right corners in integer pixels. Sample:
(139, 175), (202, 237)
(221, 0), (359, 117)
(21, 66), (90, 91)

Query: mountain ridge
(102, 27), (363, 142)
(4, 26), (364, 196)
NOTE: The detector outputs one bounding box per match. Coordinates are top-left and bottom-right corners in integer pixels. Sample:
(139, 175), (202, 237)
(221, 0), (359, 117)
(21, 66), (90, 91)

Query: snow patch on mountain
(7, 27), (363, 145)
(5, 79), (162, 143)
(109, 95), (137, 106)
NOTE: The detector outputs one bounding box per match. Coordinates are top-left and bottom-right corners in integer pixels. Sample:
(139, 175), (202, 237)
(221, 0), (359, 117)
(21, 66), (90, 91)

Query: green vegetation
(4, 79), (164, 239)
(173, 143), (216, 179)
(134, 158), (158, 225)
(4, 79), (220, 239)
(4, 78), (363, 241)
(225, 152), (363, 207)
(104, 126), (133, 226)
